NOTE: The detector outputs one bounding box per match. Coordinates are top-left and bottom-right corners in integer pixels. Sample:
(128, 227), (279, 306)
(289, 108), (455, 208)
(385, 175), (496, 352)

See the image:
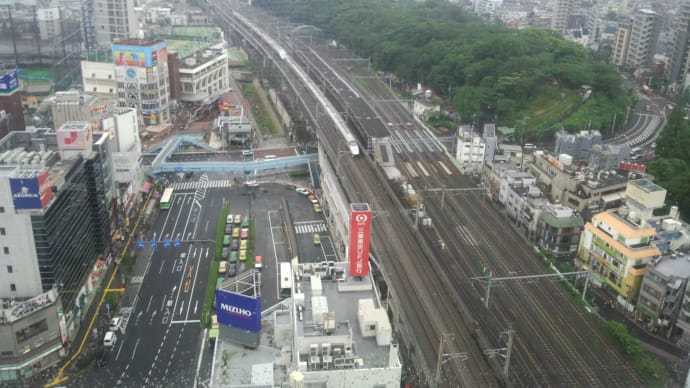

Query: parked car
(224, 224), (233, 234)
(221, 247), (230, 260)
(231, 239), (239, 251)
(104, 331), (117, 347)
(109, 316), (122, 332)
(313, 203), (322, 213)
(227, 263), (237, 277)
(219, 261), (228, 274)
(295, 187), (310, 196)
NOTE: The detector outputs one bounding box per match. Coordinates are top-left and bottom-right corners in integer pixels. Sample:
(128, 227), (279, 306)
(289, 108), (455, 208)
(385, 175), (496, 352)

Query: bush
(203, 203), (229, 327)
(605, 321), (669, 385)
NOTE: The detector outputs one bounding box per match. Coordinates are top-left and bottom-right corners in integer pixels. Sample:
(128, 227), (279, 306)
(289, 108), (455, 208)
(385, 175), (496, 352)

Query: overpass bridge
(142, 135), (316, 175)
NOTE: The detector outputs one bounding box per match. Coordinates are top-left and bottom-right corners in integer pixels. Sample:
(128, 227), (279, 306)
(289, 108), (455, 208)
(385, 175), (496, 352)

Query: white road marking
(131, 338), (140, 360)
(146, 295), (153, 312)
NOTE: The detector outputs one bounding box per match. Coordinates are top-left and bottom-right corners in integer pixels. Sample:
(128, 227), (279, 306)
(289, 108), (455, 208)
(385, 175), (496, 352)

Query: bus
(279, 262), (293, 298)
(159, 188), (174, 210)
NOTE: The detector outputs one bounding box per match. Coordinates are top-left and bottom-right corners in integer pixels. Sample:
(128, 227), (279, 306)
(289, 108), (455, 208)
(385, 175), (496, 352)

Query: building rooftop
(630, 179), (665, 194)
(211, 261), (398, 387)
(113, 38), (165, 47)
(0, 127), (101, 210)
(651, 252), (690, 279)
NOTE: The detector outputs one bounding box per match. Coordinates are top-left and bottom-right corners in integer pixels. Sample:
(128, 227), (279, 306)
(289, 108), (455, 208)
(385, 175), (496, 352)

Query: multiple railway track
(211, 2), (646, 386)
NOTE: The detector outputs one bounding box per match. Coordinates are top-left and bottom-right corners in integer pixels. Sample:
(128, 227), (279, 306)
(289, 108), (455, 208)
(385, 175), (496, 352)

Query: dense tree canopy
(254, 0), (632, 140)
(646, 108), (690, 220)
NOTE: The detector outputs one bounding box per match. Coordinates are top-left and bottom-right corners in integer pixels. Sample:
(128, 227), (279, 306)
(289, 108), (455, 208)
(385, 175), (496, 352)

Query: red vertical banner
(349, 203), (372, 277)
(38, 169), (52, 208)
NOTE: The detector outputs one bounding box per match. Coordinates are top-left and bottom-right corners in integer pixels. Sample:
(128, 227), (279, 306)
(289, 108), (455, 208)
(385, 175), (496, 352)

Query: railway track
(213, 2), (646, 386)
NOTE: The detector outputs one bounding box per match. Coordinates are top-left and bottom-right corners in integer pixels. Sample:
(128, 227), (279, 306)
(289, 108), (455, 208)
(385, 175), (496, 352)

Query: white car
(295, 187), (310, 196)
(104, 331), (117, 347)
(245, 180), (259, 187)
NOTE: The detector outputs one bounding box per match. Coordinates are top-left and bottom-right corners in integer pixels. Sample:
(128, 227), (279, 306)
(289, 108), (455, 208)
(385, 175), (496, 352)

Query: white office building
(179, 42), (231, 103)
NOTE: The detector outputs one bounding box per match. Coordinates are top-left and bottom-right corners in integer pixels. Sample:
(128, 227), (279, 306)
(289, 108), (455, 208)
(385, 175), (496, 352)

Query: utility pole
(434, 333), (467, 387)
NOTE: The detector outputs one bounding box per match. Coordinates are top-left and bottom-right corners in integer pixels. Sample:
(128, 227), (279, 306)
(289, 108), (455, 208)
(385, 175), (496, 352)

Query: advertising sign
(112, 41), (167, 68)
(0, 70), (19, 94)
(348, 203), (372, 277)
(37, 169), (52, 208)
(10, 176), (41, 209)
(618, 161), (646, 173)
(215, 289), (261, 332)
(57, 127), (90, 150)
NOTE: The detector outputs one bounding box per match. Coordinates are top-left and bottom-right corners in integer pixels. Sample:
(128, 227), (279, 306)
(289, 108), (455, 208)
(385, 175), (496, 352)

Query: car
(104, 331), (117, 347)
(241, 149), (254, 157)
(234, 215), (241, 225)
(232, 228), (240, 239)
(109, 316), (122, 332)
(645, 105), (651, 112)
(226, 214), (234, 224)
(224, 224), (233, 234)
(295, 187), (310, 196)
(223, 235), (231, 246)
(221, 247), (230, 260)
(313, 234), (321, 245)
(240, 228), (249, 239)
(239, 249), (247, 261)
(240, 239), (247, 250)
(254, 255), (263, 270)
(313, 203), (322, 213)
(227, 263), (237, 277)
(219, 261), (228, 274)
(245, 180), (259, 187)
(308, 194), (318, 204)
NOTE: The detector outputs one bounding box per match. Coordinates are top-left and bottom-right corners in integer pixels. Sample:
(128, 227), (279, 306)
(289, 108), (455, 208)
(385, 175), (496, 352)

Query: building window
(10, 283), (16, 292)
(0, 206), (4, 213)
(109, 88), (114, 94)
(92, 73), (96, 78)
(6, 265), (11, 273)
(0, 227), (5, 235)
(3, 247), (8, 254)
(108, 74), (112, 79)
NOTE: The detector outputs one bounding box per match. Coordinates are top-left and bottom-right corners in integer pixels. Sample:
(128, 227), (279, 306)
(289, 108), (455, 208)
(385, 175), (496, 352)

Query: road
(216, 4), (647, 386)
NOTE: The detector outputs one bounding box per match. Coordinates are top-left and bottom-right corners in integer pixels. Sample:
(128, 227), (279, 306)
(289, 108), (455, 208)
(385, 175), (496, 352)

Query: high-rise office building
(0, 125), (114, 316)
(625, 9), (660, 68)
(82, 0), (139, 49)
(667, 1), (690, 88)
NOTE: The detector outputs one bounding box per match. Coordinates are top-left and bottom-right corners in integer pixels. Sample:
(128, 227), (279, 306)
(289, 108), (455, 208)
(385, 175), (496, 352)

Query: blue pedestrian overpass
(145, 154), (318, 175)
(142, 135), (317, 176)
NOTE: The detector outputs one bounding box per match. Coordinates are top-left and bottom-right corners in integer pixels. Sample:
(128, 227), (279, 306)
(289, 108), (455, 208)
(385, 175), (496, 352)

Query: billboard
(0, 70), (19, 94)
(215, 288), (261, 332)
(57, 126), (91, 150)
(10, 170), (51, 210)
(112, 41), (167, 68)
(618, 161), (646, 173)
(349, 203), (372, 277)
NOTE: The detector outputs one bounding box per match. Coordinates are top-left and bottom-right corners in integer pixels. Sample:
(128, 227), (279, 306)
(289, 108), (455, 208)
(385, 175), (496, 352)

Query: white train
(232, 11), (360, 156)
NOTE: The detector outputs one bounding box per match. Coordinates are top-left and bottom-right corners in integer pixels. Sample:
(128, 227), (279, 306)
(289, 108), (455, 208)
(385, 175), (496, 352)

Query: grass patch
(242, 84), (278, 135)
(606, 321), (669, 386)
(524, 89), (581, 135)
(247, 220), (256, 269)
(289, 169), (308, 177)
(202, 203), (229, 327)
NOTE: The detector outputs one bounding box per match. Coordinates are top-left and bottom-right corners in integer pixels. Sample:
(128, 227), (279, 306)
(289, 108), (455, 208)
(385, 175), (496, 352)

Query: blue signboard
(175, 167), (183, 173)
(0, 70), (19, 94)
(164, 239), (171, 248)
(137, 239), (145, 248)
(174, 238), (181, 248)
(9, 177), (42, 209)
(215, 289), (261, 332)
(150, 239), (157, 248)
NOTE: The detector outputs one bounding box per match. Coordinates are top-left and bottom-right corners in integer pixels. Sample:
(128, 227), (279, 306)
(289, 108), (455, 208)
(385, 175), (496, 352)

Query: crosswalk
(170, 180), (233, 191)
(294, 222), (328, 234)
